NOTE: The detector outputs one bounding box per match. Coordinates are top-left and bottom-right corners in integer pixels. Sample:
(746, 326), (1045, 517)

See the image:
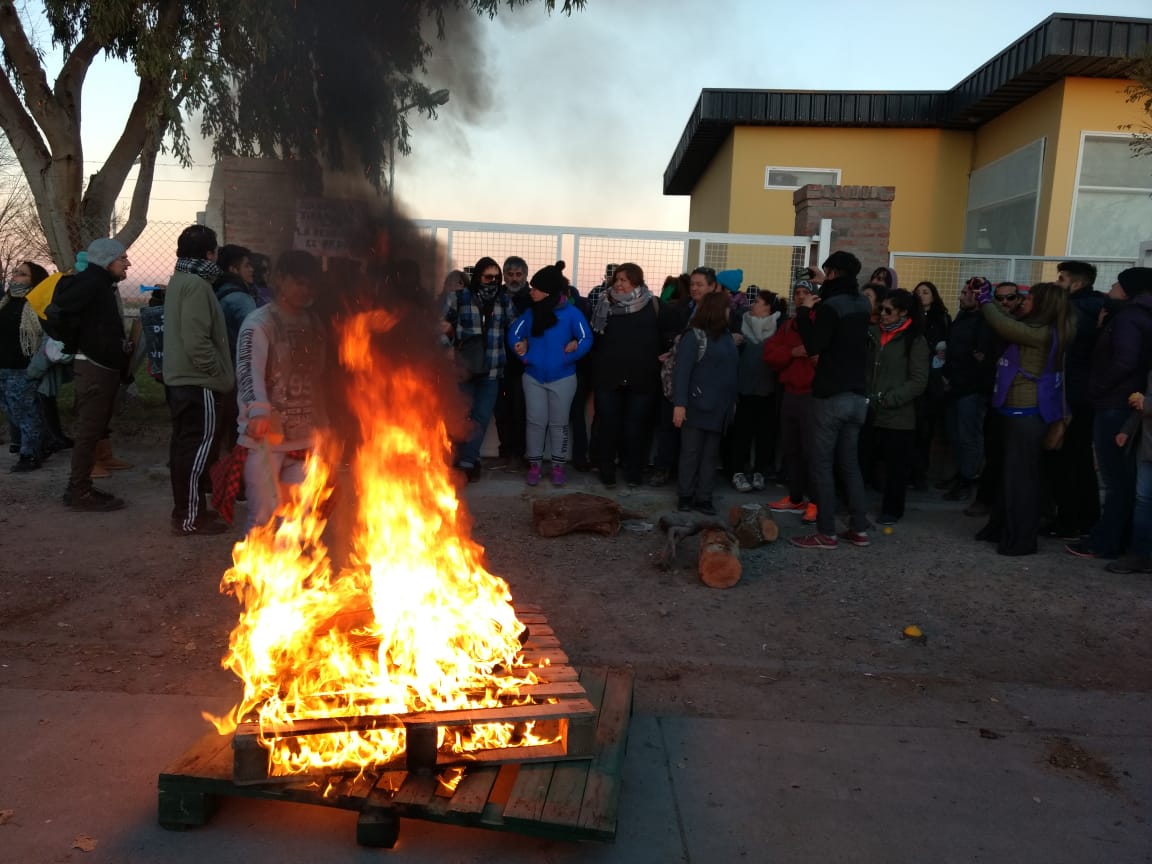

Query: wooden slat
(515, 603), (544, 615)
(539, 761), (591, 828)
(523, 623), (554, 637)
(517, 648), (568, 665)
(447, 765), (500, 815)
(522, 634), (561, 649)
(393, 773), (439, 808)
(502, 762), (555, 823)
(578, 668), (634, 837)
(160, 732), (232, 781)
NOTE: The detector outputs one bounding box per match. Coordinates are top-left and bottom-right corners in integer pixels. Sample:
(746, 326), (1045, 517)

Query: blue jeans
(0, 368), (42, 458)
(946, 393), (987, 481)
(1089, 407), (1137, 556)
(807, 392), (870, 536)
(456, 375), (500, 468)
(1130, 460), (1152, 558)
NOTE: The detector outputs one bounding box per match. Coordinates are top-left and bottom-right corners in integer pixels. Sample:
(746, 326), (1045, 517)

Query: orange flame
(207, 307), (543, 776)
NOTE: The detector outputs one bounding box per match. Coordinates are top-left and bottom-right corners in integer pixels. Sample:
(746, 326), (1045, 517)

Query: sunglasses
(879, 305), (896, 314)
(480, 273), (501, 283)
(995, 294), (1018, 302)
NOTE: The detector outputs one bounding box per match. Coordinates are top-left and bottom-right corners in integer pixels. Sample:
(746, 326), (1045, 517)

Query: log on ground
(532, 493), (625, 537)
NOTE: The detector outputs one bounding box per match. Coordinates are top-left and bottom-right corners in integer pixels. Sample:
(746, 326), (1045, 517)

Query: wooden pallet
(228, 608), (597, 782)
(158, 666), (633, 847)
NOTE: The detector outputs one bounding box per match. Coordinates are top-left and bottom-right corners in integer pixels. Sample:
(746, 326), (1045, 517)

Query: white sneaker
(751, 472), (765, 491)
(732, 472), (752, 493)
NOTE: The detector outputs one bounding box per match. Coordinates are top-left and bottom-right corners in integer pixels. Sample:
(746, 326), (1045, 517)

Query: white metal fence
(889, 252), (1136, 311)
(414, 219), (832, 297)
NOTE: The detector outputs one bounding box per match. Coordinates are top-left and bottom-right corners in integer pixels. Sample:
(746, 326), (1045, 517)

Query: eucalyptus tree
(0, 0), (582, 268)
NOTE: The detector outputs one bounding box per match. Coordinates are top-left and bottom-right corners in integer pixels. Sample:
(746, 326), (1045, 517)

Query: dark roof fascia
(664, 13), (1151, 194)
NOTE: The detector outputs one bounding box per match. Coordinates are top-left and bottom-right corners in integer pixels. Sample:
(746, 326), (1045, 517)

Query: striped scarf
(591, 283), (653, 334)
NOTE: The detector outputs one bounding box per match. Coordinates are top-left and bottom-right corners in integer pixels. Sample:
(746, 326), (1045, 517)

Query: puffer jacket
(762, 315), (815, 395)
(866, 323), (929, 430)
(1089, 293), (1152, 410)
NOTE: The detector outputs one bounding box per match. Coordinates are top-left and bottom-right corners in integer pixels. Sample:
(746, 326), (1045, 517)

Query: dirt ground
(2, 404), (1150, 736)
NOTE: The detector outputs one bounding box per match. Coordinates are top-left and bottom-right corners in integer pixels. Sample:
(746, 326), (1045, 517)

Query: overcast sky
(75, 0), (1152, 232)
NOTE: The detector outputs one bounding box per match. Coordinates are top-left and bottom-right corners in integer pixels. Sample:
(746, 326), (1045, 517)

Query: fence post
(816, 218), (832, 268)
(572, 234), (581, 288)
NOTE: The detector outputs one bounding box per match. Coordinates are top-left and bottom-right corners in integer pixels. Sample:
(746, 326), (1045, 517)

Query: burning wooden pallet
(158, 611), (633, 847)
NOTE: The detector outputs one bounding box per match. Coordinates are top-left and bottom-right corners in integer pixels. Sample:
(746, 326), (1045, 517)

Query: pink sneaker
(551, 465), (567, 486)
(789, 533), (839, 550)
(526, 463), (542, 486)
(837, 529), (871, 548)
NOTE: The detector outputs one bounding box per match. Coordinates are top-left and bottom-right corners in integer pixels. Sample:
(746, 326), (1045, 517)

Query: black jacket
(591, 298), (678, 392)
(50, 265), (125, 369)
(1066, 287), (1110, 407)
(1089, 293), (1152, 410)
(796, 275), (871, 398)
(943, 307), (996, 396)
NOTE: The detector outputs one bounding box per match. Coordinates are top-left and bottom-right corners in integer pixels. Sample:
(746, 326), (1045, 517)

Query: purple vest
(992, 330), (1064, 422)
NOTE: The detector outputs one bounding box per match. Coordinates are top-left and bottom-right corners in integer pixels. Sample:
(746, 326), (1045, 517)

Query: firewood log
(698, 528), (741, 588)
(728, 503), (779, 548)
(531, 492), (624, 537)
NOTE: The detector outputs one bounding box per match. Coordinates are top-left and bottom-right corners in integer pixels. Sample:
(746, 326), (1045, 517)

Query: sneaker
(732, 472), (752, 493)
(877, 514), (899, 526)
(1105, 556), (1152, 575)
(647, 467), (670, 487)
(677, 497), (693, 512)
(768, 495), (806, 513)
(1064, 541), (1097, 559)
(467, 463), (483, 483)
(790, 533), (838, 550)
(750, 472), (765, 491)
(172, 517), (229, 536)
(801, 503), (818, 524)
(550, 465), (566, 487)
(837, 529), (871, 548)
(693, 500), (716, 516)
(63, 487), (125, 512)
(10, 455), (41, 473)
(525, 463), (542, 486)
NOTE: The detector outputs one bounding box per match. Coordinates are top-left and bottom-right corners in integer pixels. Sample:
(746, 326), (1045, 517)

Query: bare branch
(0, 0), (59, 135)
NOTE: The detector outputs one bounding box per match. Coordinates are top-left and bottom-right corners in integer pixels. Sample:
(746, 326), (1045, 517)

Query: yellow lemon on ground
(903, 625), (923, 639)
(882, 526), (894, 535)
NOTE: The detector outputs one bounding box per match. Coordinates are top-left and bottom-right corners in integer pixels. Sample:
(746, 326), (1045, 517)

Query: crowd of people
(440, 252), (1152, 574)
(3, 237), (1151, 573)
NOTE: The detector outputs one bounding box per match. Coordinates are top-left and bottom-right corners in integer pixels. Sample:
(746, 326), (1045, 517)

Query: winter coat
(1065, 287), (1110, 407)
(506, 301), (593, 384)
(213, 274), (258, 366)
(796, 275), (871, 398)
(1088, 293), (1152, 410)
(672, 328), (739, 432)
(981, 300), (1053, 410)
(1118, 371), (1152, 462)
(590, 297), (679, 392)
(162, 270), (234, 392)
(943, 307), (996, 397)
(866, 323), (929, 430)
(762, 316), (815, 395)
(47, 264), (125, 369)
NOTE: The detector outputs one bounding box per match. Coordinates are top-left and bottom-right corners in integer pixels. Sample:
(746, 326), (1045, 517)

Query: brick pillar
(204, 157), (322, 255)
(793, 185), (895, 274)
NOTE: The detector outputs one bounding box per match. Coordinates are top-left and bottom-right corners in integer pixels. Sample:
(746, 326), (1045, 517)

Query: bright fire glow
(207, 307), (542, 776)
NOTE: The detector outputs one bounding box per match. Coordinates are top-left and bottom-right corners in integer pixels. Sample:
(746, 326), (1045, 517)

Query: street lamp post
(388, 88), (449, 217)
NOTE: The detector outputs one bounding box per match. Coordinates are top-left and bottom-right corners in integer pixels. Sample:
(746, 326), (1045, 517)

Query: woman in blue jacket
(509, 261), (592, 487)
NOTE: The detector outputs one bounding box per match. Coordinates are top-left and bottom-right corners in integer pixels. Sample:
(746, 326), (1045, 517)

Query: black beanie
(530, 261), (568, 296)
(1117, 267), (1152, 297)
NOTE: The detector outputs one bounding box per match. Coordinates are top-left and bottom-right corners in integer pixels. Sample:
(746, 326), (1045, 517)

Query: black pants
(986, 413), (1046, 555)
(494, 364), (527, 460)
(874, 426), (915, 519)
(1047, 403), (1099, 534)
(653, 397), (680, 472)
(168, 384), (221, 531)
(974, 410), (1006, 507)
(592, 385), (656, 483)
(779, 392), (811, 502)
(67, 360), (121, 493)
(729, 393), (776, 476)
(678, 425), (722, 503)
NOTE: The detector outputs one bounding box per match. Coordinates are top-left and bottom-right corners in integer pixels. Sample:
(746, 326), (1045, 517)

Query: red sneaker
(768, 495), (806, 513)
(837, 530), (871, 548)
(801, 503), (818, 524)
(789, 533), (839, 550)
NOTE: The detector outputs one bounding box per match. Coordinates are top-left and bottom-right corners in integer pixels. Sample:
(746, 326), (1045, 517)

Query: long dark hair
(468, 256), (501, 290)
(693, 291), (730, 338)
(22, 261), (49, 287)
(1027, 281), (1076, 361)
(914, 280), (949, 317)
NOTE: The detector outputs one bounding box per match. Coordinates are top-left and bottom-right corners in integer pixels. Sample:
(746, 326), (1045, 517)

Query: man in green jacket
(162, 225), (234, 536)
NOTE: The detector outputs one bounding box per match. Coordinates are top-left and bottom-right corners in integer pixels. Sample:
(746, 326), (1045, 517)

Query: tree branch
(114, 123), (162, 249)
(54, 31), (102, 122)
(0, 0), (60, 137)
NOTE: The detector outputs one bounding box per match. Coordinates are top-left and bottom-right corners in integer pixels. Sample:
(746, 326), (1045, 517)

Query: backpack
(660, 327), (707, 400)
(41, 274), (82, 350)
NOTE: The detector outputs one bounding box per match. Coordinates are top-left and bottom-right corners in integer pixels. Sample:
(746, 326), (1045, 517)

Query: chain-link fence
(889, 253), (1136, 310)
(415, 220), (829, 298)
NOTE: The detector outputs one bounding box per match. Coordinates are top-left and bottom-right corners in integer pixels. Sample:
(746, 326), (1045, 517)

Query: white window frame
(763, 166), (841, 191)
(1067, 131), (1152, 255)
(963, 137), (1045, 255)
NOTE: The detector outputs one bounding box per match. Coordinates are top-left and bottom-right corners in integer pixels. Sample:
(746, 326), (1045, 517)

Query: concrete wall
(204, 157), (321, 256)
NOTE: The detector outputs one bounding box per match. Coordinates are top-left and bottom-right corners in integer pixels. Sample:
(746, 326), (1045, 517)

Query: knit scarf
(175, 257), (222, 283)
(0, 289), (41, 357)
(741, 310), (780, 345)
(530, 292), (561, 338)
(591, 283), (653, 334)
(879, 315), (912, 347)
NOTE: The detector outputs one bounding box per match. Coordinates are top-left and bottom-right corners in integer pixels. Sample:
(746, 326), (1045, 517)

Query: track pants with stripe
(168, 384), (223, 531)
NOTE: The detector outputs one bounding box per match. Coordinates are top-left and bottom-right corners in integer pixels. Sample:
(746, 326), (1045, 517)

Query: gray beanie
(86, 238), (126, 267)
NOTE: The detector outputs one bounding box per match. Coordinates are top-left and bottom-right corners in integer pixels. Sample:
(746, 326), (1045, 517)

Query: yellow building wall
(720, 127), (973, 250)
(687, 134), (734, 232)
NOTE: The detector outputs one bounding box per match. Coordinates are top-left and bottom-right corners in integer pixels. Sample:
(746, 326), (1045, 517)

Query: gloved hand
(968, 277), (993, 306)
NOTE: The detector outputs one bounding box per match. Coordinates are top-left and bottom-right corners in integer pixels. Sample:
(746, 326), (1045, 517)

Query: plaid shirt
(443, 287), (511, 379)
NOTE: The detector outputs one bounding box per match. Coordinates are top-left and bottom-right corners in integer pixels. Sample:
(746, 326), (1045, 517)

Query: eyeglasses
(878, 305), (896, 314)
(995, 294), (1018, 303)
(480, 273), (501, 283)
